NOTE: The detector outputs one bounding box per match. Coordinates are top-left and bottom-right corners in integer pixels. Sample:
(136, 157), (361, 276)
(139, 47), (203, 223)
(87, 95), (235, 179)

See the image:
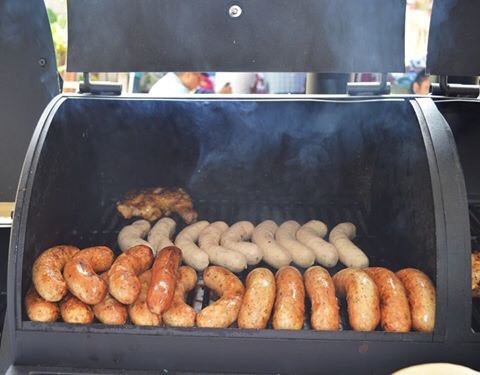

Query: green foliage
(46, 7), (67, 72)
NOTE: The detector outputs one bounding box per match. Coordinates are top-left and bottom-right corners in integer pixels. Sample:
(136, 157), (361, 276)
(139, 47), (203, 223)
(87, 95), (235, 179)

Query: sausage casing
(108, 244), (154, 304)
(238, 268), (275, 329)
(32, 245), (80, 302)
(25, 286), (60, 322)
(304, 266), (339, 331)
(396, 268), (435, 332)
(129, 270), (162, 326)
(60, 294), (94, 324)
(333, 268), (380, 331)
(364, 267), (411, 332)
(196, 266), (245, 328)
(163, 266), (197, 327)
(147, 246), (182, 314)
(63, 246), (114, 305)
(272, 266), (305, 330)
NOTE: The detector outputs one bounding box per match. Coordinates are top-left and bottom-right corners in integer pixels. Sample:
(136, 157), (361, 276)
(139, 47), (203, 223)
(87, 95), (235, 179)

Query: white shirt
(149, 73), (190, 95)
(214, 73), (257, 94)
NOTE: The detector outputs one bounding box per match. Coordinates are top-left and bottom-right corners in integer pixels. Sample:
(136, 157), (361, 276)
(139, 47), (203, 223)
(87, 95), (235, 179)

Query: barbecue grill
(1, 0), (480, 373)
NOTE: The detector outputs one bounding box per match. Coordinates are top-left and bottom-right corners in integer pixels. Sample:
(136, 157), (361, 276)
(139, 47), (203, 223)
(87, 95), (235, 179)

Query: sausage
(199, 221), (247, 273)
(25, 286), (60, 322)
(128, 270), (162, 326)
(364, 267), (411, 332)
(304, 266), (339, 331)
(148, 217), (176, 255)
(296, 221), (339, 268)
(396, 268), (435, 332)
(220, 221), (263, 265)
(147, 246), (182, 314)
(329, 223), (369, 268)
(196, 266), (245, 328)
(117, 220), (152, 252)
(63, 246), (114, 305)
(93, 273), (128, 325)
(252, 220), (292, 269)
(333, 268), (380, 331)
(272, 266), (305, 330)
(276, 221), (315, 268)
(163, 266), (197, 327)
(174, 221), (210, 271)
(32, 245), (80, 302)
(238, 268), (275, 329)
(108, 244), (154, 305)
(60, 294), (94, 324)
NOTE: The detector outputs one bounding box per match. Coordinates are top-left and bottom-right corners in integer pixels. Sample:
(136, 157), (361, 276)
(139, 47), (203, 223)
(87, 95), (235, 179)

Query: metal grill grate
(71, 199), (374, 330)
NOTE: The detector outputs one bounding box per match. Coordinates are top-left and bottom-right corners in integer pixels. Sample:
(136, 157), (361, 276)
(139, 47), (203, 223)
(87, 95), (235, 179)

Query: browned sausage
(60, 294), (94, 324)
(129, 270), (162, 326)
(108, 245), (154, 305)
(25, 286), (60, 322)
(32, 245), (80, 302)
(93, 273), (128, 325)
(147, 246), (182, 314)
(364, 267), (411, 332)
(63, 246), (114, 305)
(333, 268), (380, 331)
(163, 266), (197, 327)
(304, 266), (339, 331)
(196, 266), (245, 328)
(272, 266), (305, 330)
(396, 268), (435, 332)
(238, 268), (275, 329)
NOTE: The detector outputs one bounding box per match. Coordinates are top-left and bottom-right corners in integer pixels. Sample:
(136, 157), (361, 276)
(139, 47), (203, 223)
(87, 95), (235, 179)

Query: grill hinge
(347, 73), (391, 96)
(430, 75), (480, 98)
(78, 72), (122, 95)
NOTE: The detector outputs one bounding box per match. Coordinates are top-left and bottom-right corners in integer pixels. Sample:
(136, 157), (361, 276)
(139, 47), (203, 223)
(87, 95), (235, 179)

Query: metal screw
(228, 4), (242, 18)
(38, 58), (47, 67)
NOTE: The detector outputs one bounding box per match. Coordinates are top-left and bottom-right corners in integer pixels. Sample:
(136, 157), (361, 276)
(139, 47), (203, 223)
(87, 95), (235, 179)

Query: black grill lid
(0, 0), (59, 202)
(67, 0), (406, 73)
(427, 0), (480, 76)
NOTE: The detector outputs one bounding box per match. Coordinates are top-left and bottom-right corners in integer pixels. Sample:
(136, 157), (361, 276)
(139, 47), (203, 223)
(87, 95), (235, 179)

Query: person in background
(214, 72), (257, 94)
(410, 69), (430, 95)
(149, 72), (202, 95)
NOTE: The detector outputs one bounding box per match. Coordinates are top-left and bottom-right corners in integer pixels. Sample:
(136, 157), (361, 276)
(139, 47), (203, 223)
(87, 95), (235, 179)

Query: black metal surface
(67, 0), (405, 73)
(0, 0), (59, 201)
(0, 229), (9, 339)
(427, 0), (480, 76)
(436, 99), (480, 199)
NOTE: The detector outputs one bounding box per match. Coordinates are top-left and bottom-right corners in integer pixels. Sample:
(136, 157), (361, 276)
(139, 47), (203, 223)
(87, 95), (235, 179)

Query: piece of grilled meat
(117, 187), (198, 224)
(472, 251), (480, 298)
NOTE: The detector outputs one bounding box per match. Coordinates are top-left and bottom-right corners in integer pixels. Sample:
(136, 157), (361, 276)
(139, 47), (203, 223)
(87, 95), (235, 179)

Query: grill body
(3, 95), (475, 373)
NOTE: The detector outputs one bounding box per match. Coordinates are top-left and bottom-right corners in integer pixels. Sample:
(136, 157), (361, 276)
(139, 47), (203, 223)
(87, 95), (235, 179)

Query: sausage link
(163, 266), (197, 327)
(32, 245), (80, 302)
(273, 266), (305, 330)
(252, 220), (291, 269)
(333, 268), (380, 331)
(25, 286), (60, 322)
(60, 294), (94, 324)
(396, 268), (435, 332)
(238, 268), (275, 329)
(196, 266), (245, 328)
(365, 267), (411, 332)
(147, 246), (182, 314)
(108, 244), (154, 304)
(129, 270), (162, 326)
(93, 273), (128, 325)
(63, 246), (114, 305)
(304, 266), (339, 331)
